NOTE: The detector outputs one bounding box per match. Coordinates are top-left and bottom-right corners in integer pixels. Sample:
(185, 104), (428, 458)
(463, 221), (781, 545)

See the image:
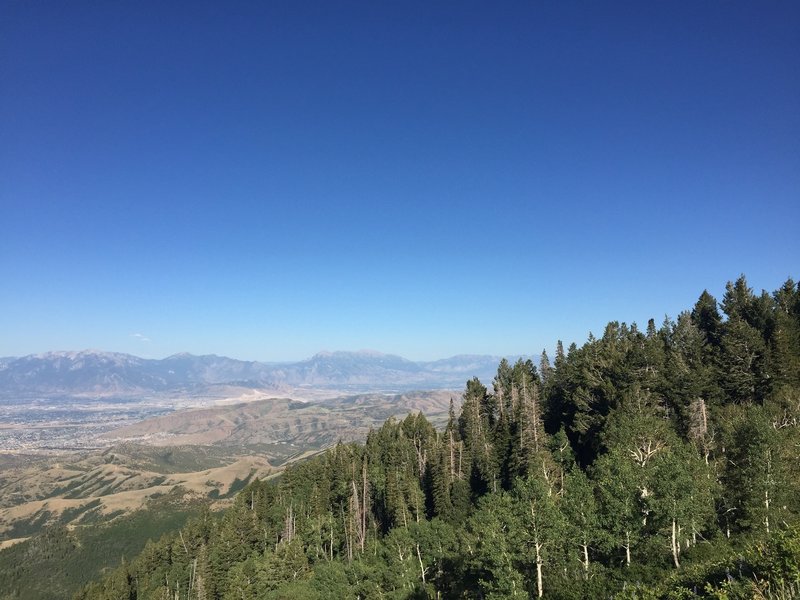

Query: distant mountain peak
(31, 349), (138, 361)
(0, 348), (512, 398)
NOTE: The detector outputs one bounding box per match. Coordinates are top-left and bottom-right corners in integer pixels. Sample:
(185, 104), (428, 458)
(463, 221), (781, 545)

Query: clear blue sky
(1, 1), (798, 362)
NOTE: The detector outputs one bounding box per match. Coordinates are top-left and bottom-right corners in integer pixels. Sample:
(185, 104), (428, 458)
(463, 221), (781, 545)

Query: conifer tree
(459, 377), (496, 496)
(692, 290), (724, 349)
(720, 317), (769, 404)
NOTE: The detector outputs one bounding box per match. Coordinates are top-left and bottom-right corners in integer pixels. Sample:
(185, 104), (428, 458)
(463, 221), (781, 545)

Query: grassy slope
(0, 493), (201, 600)
(0, 445), (277, 542)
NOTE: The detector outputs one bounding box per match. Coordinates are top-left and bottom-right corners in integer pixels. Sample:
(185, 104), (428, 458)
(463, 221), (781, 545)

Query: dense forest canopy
(73, 276), (800, 599)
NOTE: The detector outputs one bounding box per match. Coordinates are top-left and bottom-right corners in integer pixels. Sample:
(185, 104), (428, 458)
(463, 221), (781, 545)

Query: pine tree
(692, 290), (723, 349)
(459, 377), (496, 496)
(429, 443), (453, 520)
(770, 278), (800, 393)
(720, 317), (769, 404)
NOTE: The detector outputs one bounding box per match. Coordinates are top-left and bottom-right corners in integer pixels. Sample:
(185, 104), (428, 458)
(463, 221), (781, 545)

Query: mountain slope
(102, 390), (457, 447)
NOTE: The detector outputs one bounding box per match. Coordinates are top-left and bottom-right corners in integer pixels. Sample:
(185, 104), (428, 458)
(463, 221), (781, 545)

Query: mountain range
(0, 349), (518, 398)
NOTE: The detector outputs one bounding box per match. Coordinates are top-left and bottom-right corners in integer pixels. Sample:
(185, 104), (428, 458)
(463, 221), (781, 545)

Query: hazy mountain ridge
(0, 350), (514, 398)
(0, 351), (165, 397)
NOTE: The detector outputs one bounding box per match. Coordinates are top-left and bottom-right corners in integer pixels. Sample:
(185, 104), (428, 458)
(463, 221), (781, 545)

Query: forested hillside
(73, 276), (800, 599)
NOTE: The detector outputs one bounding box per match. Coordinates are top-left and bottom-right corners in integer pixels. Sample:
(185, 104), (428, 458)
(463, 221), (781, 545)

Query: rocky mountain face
(0, 350), (515, 398)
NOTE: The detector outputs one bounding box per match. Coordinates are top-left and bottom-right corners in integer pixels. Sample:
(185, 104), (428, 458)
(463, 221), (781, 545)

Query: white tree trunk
(416, 543), (426, 585)
(582, 541), (589, 580)
(535, 543), (543, 598)
(624, 531), (631, 567)
(671, 519), (680, 568)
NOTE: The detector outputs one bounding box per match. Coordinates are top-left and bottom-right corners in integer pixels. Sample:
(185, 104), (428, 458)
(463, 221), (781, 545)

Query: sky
(1, 1), (798, 362)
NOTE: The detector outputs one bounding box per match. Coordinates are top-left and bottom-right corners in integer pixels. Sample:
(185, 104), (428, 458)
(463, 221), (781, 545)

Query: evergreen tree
(720, 317), (769, 404)
(770, 278), (800, 393)
(459, 377), (497, 496)
(692, 290), (723, 349)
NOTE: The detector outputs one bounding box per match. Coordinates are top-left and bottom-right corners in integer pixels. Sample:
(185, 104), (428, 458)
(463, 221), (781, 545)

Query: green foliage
(68, 275), (800, 600)
(0, 505), (197, 600)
